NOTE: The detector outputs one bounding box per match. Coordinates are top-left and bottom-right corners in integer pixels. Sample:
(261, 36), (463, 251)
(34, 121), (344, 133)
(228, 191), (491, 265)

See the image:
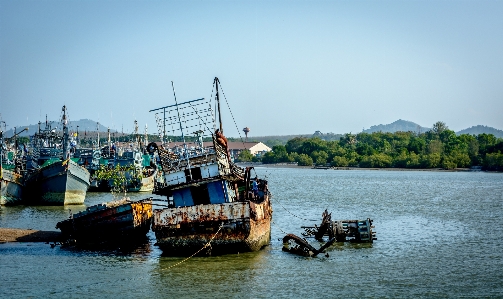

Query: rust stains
(152, 195), (272, 255)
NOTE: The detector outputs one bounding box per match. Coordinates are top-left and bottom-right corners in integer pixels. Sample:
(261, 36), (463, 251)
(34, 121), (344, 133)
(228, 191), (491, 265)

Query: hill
(3, 119), (116, 138)
(456, 125), (503, 138)
(362, 119), (430, 134)
(241, 131), (344, 147)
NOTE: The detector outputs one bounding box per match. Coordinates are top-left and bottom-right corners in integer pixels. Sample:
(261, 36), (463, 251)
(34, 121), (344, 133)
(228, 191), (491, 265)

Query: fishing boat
(23, 106), (90, 205)
(88, 121), (159, 193)
(56, 197), (153, 244)
(126, 167), (157, 192)
(149, 77), (272, 255)
(1, 168), (24, 205)
(0, 126), (27, 205)
(75, 147), (107, 191)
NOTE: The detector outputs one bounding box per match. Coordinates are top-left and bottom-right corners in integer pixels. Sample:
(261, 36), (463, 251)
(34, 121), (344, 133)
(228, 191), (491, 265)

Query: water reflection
(150, 250), (269, 298)
(60, 236), (153, 256)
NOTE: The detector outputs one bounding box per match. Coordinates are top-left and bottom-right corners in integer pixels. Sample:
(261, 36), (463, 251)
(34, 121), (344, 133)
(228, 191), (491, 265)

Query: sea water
(1, 167), (502, 298)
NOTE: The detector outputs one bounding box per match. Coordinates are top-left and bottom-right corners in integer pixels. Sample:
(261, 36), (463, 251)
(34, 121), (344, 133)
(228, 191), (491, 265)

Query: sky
(1, 0), (502, 138)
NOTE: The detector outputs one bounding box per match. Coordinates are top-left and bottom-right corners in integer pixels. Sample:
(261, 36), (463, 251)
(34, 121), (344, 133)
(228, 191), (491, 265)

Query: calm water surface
(1, 168), (502, 298)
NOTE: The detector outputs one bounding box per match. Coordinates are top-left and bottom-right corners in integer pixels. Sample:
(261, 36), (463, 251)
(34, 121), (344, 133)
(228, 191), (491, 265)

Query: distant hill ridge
(4, 118), (502, 139)
(3, 119), (116, 138)
(362, 119), (431, 134)
(361, 120), (503, 138)
(457, 125), (503, 138)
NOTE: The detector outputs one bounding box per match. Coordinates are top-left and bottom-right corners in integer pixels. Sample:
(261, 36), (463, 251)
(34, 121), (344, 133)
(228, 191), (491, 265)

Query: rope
(271, 218), (289, 235)
(160, 224), (223, 270)
(270, 196), (318, 222)
(216, 80), (247, 148)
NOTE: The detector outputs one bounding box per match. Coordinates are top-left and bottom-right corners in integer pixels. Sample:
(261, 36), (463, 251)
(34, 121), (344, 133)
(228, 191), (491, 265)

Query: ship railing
(157, 146), (218, 174)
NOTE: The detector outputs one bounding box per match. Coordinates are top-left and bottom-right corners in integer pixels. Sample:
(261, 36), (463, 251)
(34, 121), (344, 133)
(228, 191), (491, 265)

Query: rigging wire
(269, 195), (318, 222)
(187, 102), (214, 138)
(215, 80), (249, 151)
(271, 218), (289, 236)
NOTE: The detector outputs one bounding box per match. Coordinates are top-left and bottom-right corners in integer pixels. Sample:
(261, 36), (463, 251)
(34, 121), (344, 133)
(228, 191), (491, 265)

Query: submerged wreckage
(283, 210), (376, 257)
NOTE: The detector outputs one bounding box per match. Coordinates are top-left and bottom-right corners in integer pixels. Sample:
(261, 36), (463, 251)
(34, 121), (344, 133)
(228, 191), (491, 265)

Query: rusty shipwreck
(56, 197), (153, 244)
(148, 77), (272, 255)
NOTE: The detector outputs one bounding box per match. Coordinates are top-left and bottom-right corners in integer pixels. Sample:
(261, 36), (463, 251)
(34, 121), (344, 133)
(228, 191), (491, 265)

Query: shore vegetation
(259, 121), (503, 171)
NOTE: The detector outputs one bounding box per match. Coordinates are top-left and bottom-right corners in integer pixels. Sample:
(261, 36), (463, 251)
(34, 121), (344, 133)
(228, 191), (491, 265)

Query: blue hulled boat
(23, 106), (90, 205)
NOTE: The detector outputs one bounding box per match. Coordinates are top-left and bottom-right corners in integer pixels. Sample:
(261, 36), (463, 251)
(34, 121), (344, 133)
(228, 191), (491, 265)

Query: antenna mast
(215, 77), (223, 133)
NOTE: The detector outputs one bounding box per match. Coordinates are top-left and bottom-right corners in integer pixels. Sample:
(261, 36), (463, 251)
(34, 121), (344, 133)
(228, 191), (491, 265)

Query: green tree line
(256, 122), (503, 171)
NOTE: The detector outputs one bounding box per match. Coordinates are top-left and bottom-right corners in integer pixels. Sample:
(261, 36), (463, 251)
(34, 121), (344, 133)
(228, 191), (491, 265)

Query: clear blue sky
(1, 0), (502, 138)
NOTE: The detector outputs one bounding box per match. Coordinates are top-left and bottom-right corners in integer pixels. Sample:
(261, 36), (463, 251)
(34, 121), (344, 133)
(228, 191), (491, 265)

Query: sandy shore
(0, 228), (61, 243)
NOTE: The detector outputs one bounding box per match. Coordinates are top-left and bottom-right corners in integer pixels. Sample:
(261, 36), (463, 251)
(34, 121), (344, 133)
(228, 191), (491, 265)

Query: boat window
(185, 167), (202, 182)
(190, 185), (210, 205)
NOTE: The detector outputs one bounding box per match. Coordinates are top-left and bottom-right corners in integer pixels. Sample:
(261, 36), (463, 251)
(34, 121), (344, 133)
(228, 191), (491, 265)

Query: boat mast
(134, 120), (139, 148)
(61, 105), (70, 160)
(97, 122), (100, 149)
(215, 77), (223, 133)
(0, 121), (4, 175)
(171, 81), (192, 179)
(144, 124), (148, 146)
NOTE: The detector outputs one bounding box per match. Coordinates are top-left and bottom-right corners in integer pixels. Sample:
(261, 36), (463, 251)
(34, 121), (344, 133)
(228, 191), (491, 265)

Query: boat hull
(152, 197), (272, 255)
(56, 198), (153, 243)
(127, 169), (156, 192)
(92, 169), (157, 193)
(88, 179), (111, 192)
(0, 169), (23, 205)
(24, 159), (90, 205)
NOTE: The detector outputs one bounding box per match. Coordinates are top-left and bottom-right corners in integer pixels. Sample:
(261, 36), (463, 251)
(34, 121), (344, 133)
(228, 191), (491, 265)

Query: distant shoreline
(237, 162), (499, 172)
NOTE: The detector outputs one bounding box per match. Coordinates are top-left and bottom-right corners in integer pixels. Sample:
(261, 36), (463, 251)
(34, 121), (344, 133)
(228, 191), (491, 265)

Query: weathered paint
(0, 169), (23, 205)
(131, 200), (153, 227)
(137, 172), (156, 192)
(173, 188), (195, 207)
(200, 164), (219, 179)
(56, 198), (153, 243)
(126, 170), (157, 192)
(152, 195), (272, 255)
(24, 159), (90, 205)
(207, 181), (226, 204)
(164, 171), (187, 186)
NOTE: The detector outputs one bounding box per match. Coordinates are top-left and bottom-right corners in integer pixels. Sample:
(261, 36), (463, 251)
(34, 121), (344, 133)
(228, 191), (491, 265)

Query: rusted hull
(24, 159), (90, 205)
(56, 198), (153, 244)
(153, 197), (272, 255)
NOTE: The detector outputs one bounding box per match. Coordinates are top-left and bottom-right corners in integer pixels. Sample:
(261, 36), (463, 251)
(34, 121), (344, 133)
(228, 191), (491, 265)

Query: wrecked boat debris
(56, 197), (153, 245)
(301, 210), (376, 243)
(283, 210), (376, 257)
(282, 234), (336, 257)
